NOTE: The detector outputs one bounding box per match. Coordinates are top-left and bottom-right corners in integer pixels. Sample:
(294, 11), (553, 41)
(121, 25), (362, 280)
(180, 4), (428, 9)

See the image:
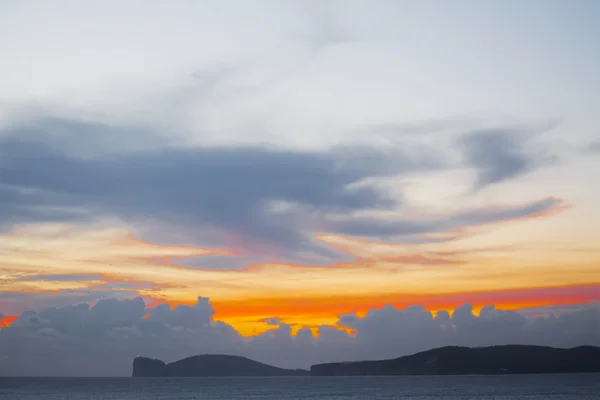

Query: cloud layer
(1, 296), (598, 376)
(0, 117), (561, 263)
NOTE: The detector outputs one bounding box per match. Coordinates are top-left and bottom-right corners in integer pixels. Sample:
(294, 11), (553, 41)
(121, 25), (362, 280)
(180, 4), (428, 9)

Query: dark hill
(133, 354), (309, 377)
(311, 345), (600, 376)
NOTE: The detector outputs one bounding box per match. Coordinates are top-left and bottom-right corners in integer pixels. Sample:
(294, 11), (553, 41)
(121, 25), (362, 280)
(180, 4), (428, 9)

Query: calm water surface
(1, 374), (599, 399)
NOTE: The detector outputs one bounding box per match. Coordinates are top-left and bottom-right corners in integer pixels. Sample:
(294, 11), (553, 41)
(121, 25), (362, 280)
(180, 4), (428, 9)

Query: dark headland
(132, 354), (309, 377)
(311, 345), (600, 376)
(133, 345), (600, 377)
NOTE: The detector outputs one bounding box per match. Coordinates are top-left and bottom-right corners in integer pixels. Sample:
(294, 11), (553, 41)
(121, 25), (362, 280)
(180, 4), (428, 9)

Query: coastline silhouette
(132, 345), (600, 377)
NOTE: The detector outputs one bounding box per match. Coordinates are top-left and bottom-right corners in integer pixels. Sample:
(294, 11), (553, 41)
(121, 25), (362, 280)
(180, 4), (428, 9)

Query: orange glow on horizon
(1, 285), (597, 337)
(205, 284), (600, 336)
(122, 283), (600, 336)
(0, 315), (17, 328)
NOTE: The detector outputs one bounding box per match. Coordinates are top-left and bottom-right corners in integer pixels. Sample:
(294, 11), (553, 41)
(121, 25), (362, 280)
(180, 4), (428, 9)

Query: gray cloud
(319, 197), (562, 240)
(586, 141), (600, 153)
(0, 296), (597, 376)
(0, 290), (139, 316)
(148, 297), (215, 330)
(458, 129), (557, 190)
(0, 117), (440, 260)
(0, 117), (561, 266)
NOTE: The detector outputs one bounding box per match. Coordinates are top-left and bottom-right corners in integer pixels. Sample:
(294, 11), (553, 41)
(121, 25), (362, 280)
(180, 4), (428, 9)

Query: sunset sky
(0, 0), (599, 376)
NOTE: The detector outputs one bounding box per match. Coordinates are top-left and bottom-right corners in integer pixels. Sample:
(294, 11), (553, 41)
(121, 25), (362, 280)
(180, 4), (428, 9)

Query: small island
(310, 345), (600, 376)
(132, 354), (309, 377)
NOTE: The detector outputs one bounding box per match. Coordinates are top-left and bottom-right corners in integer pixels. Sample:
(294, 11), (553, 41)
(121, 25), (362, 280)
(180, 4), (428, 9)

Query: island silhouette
(133, 345), (600, 377)
(133, 354), (309, 377)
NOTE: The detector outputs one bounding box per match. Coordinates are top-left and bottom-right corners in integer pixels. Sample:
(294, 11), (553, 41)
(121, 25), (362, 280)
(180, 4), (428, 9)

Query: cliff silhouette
(132, 354), (309, 377)
(310, 345), (600, 376)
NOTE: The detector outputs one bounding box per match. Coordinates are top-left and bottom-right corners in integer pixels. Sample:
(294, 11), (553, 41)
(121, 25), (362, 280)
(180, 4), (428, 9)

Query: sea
(1, 374), (599, 399)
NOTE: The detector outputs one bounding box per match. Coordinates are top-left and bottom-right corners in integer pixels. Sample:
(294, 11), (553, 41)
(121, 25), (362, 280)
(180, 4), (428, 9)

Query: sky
(0, 0), (599, 376)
